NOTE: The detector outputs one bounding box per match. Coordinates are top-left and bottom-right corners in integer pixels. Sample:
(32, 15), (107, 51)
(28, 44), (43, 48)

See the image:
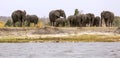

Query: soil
(0, 27), (120, 38)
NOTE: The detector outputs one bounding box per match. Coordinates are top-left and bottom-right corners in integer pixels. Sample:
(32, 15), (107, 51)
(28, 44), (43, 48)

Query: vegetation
(74, 9), (79, 15)
(3, 18), (43, 27)
(0, 21), (5, 27)
(0, 34), (120, 43)
(4, 19), (12, 27)
(113, 16), (120, 27)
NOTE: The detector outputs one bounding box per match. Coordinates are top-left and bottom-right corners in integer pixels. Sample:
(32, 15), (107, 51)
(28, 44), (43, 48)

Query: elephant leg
(55, 22), (59, 27)
(104, 19), (108, 27)
(53, 22), (55, 26)
(71, 22), (73, 27)
(108, 21), (110, 27)
(49, 20), (52, 26)
(111, 22), (113, 27)
(18, 19), (22, 27)
(50, 21), (53, 26)
(70, 21), (72, 27)
(101, 19), (103, 27)
(90, 21), (92, 27)
(19, 21), (22, 27)
(51, 22), (53, 26)
(107, 20), (110, 27)
(63, 22), (65, 27)
(110, 21), (113, 27)
(50, 22), (51, 26)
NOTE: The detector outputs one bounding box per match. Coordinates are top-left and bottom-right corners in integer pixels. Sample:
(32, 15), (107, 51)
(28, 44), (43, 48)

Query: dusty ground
(0, 27), (119, 37)
(0, 27), (120, 42)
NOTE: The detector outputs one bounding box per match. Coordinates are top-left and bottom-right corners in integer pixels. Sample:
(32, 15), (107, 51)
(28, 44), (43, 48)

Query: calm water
(0, 42), (120, 58)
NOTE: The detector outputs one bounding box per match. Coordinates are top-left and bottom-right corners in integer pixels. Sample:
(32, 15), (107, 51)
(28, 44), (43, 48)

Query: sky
(0, 0), (120, 17)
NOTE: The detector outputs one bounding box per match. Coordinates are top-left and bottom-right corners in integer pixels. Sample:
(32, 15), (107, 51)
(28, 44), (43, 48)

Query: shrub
(4, 19), (12, 27)
(74, 9), (79, 15)
(113, 16), (120, 27)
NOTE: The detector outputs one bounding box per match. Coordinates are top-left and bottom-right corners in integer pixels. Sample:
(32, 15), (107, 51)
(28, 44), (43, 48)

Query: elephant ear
(59, 9), (66, 19)
(54, 11), (60, 18)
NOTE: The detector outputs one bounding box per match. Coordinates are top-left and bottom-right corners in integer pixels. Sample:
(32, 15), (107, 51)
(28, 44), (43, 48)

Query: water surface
(0, 42), (120, 58)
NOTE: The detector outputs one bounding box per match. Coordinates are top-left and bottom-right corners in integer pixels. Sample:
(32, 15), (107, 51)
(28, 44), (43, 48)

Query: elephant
(67, 15), (77, 27)
(93, 16), (101, 27)
(55, 18), (66, 27)
(25, 15), (39, 26)
(49, 9), (66, 26)
(11, 10), (26, 27)
(101, 11), (114, 27)
(76, 14), (87, 27)
(86, 13), (95, 27)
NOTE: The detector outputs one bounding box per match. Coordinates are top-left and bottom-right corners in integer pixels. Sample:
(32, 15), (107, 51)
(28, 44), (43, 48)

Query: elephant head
(86, 13), (95, 27)
(56, 9), (66, 19)
(49, 9), (66, 26)
(101, 11), (114, 27)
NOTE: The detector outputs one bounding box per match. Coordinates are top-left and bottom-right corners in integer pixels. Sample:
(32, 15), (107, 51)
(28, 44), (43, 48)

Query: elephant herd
(11, 10), (38, 27)
(11, 9), (114, 27)
(49, 9), (115, 27)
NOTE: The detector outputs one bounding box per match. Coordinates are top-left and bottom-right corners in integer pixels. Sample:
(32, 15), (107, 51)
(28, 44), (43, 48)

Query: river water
(0, 42), (120, 58)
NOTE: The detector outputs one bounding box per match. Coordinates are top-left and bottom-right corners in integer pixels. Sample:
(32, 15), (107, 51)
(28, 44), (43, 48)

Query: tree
(74, 9), (79, 15)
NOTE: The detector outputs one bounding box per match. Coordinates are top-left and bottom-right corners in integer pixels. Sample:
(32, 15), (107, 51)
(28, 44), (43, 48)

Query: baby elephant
(93, 16), (101, 27)
(55, 18), (66, 27)
(25, 15), (38, 26)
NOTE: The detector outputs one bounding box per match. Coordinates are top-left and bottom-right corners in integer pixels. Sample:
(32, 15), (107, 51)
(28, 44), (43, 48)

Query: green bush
(74, 9), (79, 15)
(113, 16), (120, 27)
(4, 19), (12, 27)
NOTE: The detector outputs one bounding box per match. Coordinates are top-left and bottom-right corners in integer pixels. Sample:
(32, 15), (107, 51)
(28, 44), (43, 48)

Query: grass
(0, 34), (120, 43)
(0, 21), (5, 27)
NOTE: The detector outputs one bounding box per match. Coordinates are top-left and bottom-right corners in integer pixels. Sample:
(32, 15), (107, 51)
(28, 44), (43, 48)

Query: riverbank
(0, 27), (120, 42)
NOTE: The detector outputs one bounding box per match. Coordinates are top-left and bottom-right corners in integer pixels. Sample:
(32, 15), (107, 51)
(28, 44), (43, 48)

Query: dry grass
(0, 21), (5, 27)
(0, 34), (120, 43)
(0, 25), (119, 43)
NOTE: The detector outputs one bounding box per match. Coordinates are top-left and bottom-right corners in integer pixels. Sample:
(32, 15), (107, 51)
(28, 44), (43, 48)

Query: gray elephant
(86, 13), (95, 27)
(76, 14), (87, 27)
(49, 9), (66, 26)
(93, 16), (101, 27)
(67, 15), (77, 27)
(11, 10), (26, 27)
(25, 15), (39, 26)
(101, 11), (114, 27)
(55, 18), (66, 27)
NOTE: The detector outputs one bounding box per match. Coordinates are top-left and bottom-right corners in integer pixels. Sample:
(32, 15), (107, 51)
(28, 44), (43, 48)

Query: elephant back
(25, 15), (38, 24)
